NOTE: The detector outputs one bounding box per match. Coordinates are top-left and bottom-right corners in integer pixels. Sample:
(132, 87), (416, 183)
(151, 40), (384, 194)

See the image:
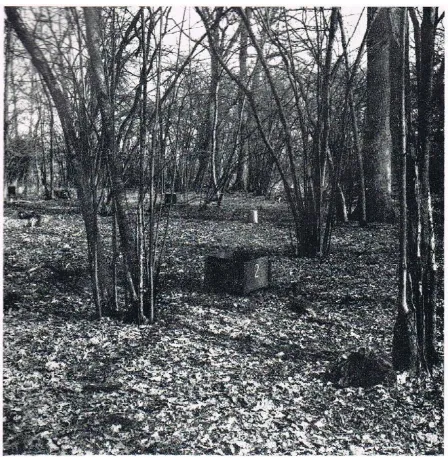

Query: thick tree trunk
(389, 8), (403, 194)
(363, 8), (395, 223)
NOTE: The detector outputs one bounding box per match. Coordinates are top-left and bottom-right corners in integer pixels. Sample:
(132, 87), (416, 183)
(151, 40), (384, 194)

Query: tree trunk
(363, 8), (395, 223)
(193, 111), (211, 190)
(418, 7), (438, 368)
(389, 8), (403, 194)
(193, 8), (222, 193)
(138, 6), (150, 324)
(392, 8), (417, 371)
(208, 8), (222, 198)
(49, 98), (54, 197)
(4, 19), (12, 168)
(234, 8), (250, 191)
(318, 8), (339, 255)
(393, 7), (439, 372)
(338, 11), (367, 227)
(83, 7), (139, 298)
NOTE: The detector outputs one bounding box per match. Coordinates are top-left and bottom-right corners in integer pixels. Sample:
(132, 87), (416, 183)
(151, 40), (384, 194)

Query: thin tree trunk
(234, 8), (250, 191)
(92, 226), (102, 319)
(318, 8), (339, 255)
(136, 7), (149, 324)
(41, 83), (55, 198)
(210, 61), (220, 193)
(112, 207), (119, 311)
(338, 11), (367, 226)
(207, 8), (222, 199)
(392, 8), (417, 371)
(194, 9), (222, 192)
(146, 8), (164, 324)
(49, 100), (54, 197)
(84, 7), (139, 294)
(137, 206), (145, 323)
(336, 185), (348, 223)
(78, 180), (110, 312)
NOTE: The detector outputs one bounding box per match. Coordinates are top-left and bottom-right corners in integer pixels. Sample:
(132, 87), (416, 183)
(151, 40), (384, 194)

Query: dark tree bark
(3, 18), (12, 172)
(363, 8), (395, 223)
(416, 7), (438, 368)
(392, 8), (418, 371)
(389, 8), (403, 193)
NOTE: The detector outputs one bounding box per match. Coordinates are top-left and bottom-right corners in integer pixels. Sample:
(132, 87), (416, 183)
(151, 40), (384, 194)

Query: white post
(250, 209), (258, 224)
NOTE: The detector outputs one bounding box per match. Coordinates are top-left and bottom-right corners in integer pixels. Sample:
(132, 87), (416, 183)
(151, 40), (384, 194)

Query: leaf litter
(3, 194), (444, 455)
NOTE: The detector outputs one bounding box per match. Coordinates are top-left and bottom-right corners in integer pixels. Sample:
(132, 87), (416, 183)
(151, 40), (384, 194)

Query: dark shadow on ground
(4, 199), (80, 216)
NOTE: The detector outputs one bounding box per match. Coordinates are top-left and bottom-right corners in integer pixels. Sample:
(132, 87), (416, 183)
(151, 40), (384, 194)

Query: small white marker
(250, 209), (258, 224)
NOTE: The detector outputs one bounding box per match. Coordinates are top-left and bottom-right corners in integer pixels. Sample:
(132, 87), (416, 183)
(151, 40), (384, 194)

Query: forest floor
(3, 192), (444, 455)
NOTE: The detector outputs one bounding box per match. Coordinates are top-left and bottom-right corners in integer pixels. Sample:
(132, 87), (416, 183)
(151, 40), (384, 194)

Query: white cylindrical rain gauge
(250, 210), (258, 224)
